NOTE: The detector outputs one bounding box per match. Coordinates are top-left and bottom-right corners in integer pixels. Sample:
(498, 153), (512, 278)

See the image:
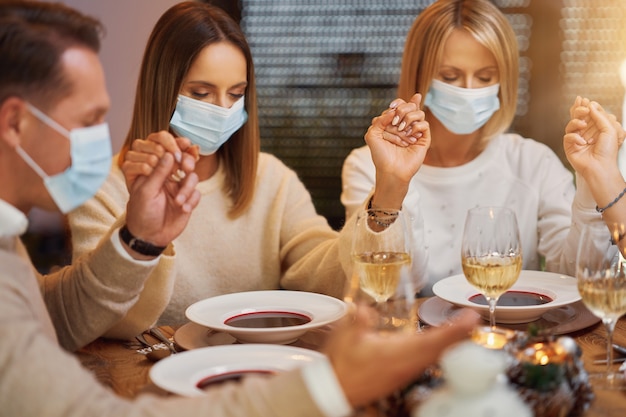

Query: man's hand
(324, 305), (478, 408)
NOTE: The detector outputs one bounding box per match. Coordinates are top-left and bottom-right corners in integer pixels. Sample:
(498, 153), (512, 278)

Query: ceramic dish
(174, 321), (332, 351)
(418, 297), (599, 334)
(149, 344), (325, 397)
(432, 270), (581, 324)
(185, 290), (347, 344)
(174, 322), (237, 350)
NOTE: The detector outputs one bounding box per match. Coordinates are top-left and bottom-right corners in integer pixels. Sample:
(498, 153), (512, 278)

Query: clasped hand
(366, 93), (431, 186)
(121, 131), (201, 249)
(364, 93), (431, 209)
(564, 95), (625, 178)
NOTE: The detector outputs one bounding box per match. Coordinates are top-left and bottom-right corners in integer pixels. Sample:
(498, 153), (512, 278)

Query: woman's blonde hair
(398, 0), (519, 141)
(119, 1), (259, 218)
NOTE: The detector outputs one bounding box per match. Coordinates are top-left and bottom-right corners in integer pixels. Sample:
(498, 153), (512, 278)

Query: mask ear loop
(16, 103), (71, 180)
(15, 146), (50, 179)
(26, 103), (70, 138)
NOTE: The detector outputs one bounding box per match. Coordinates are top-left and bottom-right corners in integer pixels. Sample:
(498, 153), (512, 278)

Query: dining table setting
(77, 208), (626, 416)
(77, 291), (626, 417)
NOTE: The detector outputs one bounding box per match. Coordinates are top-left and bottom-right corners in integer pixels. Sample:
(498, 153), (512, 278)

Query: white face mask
(16, 103), (112, 213)
(424, 79), (500, 135)
(169, 95), (248, 155)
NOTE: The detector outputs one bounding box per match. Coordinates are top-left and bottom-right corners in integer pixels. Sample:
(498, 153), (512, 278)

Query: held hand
(384, 94), (429, 147)
(366, 93), (431, 183)
(564, 97), (625, 179)
(122, 132), (201, 251)
(324, 305), (478, 408)
(123, 131), (199, 190)
(365, 94), (431, 208)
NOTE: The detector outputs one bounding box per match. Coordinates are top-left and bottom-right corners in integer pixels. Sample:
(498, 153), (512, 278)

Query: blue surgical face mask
(15, 103), (112, 214)
(169, 95), (248, 155)
(424, 79), (500, 135)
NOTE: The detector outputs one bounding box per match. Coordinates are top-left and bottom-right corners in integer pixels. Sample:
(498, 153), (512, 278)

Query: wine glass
(461, 206), (522, 329)
(348, 208), (416, 334)
(576, 222), (626, 389)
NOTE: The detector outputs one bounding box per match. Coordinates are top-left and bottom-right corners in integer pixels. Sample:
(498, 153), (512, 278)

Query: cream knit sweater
(69, 152), (356, 338)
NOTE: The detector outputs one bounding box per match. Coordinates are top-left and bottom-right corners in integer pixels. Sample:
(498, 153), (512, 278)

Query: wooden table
(75, 325), (329, 399)
(566, 318), (626, 416)
(77, 302), (626, 416)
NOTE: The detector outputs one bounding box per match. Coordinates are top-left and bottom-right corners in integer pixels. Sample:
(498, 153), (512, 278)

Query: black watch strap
(119, 225), (167, 257)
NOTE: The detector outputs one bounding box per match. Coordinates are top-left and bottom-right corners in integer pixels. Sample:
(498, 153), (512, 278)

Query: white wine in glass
(352, 251), (411, 303)
(577, 222), (626, 389)
(461, 206), (522, 328)
(349, 208), (415, 334)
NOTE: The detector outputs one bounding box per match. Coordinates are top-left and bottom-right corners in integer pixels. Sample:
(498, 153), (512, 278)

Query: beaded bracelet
(372, 216), (398, 228)
(366, 197), (399, 227)
(595, 185), (626, 214)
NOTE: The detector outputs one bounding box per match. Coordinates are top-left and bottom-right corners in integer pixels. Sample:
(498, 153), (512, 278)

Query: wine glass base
(588, 372), (626, 390)
(376, 316), (417, 335)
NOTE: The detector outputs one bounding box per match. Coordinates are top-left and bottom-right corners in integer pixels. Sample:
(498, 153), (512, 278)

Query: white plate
(419, 297), (599, 334)
(149, 344), (325, 397)
(185, 290), (348, 344)
(174, 321), (332, 352)
(432, 270), (581, 323)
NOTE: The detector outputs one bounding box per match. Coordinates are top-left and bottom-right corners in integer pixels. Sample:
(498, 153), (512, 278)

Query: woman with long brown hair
(69, 1), (429, 338)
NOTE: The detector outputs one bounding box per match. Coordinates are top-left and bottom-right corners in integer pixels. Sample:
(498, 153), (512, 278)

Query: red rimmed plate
(150, 344), (325, 397)
(419, 296), (599, 334)
(432, 271), (581, 324)
(185, 290), (347, 344)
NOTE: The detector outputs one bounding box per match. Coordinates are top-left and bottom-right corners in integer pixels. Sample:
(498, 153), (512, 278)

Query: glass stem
(604, 318), (618, 379)
(487, 296), (497, 329)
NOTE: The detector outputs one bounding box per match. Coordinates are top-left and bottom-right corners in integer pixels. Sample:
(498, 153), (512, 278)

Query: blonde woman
(342, 0), (599, 295)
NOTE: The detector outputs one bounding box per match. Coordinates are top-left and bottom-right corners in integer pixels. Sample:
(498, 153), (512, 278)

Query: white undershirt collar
(0, 199), (29, 237)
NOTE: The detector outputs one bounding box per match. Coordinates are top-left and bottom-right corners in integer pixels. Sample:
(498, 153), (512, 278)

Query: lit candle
(471, 326), (514, 350)
(519, 342), (567, 365)
(514, 340), (568, 392)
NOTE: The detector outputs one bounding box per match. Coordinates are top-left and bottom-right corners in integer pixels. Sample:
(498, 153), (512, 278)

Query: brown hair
(119, 1), (259, 218)
(0, 0), (103, 110)
(398, 0), (518, 142)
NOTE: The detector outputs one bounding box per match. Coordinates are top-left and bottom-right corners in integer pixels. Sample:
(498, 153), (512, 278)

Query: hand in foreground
(365, 93), (431, 209)
(564, 96), (625, 179)
(122, 131), (201, 252)
(323, 305), (479, 409)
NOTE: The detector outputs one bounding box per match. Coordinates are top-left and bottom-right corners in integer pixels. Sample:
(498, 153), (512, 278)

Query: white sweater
(342, 133), (604, 295)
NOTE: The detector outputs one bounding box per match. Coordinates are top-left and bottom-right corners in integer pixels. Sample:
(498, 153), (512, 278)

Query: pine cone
(515, 381), (574, 417)
(506, 335), (594, 417)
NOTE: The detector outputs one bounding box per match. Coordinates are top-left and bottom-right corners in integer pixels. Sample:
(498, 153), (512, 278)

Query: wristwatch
(119, 225), (167, 257)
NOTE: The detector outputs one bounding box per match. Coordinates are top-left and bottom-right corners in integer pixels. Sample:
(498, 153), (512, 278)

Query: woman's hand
(123, 131), (199, 190)
(564, 96), (625, 180)
(365, 93), (431, 209)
